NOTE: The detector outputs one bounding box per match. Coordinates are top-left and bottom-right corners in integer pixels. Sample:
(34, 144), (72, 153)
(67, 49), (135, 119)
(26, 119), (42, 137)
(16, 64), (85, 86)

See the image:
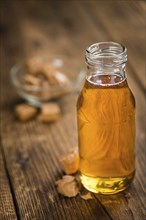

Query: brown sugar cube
(24, 57), (44, 74)
(44, 70), (70, 86)
(60, 148), (79, 174)
(40, 69), (70, 98)
(45, 73), (59, 85)
(21, 74), (42, 86)
(38, 65), (70, 86)
(55, 175), (79, 197)
(36, 73), (48, 82)
(38, 103), (61, 122)
(39, 64), (59, 85)
(41, 64), (58, 75)
(54, 71), (70, 86)
(15, 104), (38, 122)
(39, 81), (51, 101)
(80, 192), (93, 200)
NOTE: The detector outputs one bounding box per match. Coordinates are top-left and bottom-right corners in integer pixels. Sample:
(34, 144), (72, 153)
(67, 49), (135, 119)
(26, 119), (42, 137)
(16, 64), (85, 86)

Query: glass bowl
(10, 56), (85, 107)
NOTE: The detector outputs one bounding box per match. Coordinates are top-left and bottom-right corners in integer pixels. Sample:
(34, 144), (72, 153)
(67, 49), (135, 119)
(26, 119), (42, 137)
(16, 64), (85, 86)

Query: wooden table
(1, 1), (145, 220)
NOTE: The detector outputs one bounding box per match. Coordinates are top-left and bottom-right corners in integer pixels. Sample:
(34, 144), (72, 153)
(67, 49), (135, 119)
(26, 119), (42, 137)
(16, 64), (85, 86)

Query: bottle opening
(86, 42), (126, 57)
(85, 42), (127, 86)
(86, 42), (127, 66)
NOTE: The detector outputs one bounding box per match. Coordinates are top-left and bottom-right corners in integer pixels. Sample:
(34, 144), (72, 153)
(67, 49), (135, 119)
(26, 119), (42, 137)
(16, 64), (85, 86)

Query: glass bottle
(77, 42), (136, 194)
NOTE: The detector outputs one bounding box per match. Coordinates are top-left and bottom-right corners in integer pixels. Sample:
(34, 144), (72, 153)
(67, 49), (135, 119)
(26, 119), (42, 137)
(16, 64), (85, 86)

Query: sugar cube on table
(38, 103), (61, 122)
(15, 104), (38, 122)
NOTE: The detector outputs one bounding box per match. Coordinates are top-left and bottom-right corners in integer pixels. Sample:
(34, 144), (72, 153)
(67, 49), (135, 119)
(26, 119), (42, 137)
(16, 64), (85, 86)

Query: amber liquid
(77, 74), (135, 194)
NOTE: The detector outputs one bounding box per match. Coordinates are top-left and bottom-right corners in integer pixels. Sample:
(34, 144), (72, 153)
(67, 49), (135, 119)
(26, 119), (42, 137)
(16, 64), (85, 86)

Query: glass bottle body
(77, 42), (136, 194)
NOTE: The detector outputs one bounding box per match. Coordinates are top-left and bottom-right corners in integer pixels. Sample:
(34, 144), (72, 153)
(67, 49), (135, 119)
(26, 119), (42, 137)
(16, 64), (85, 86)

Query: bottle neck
(85, 42), (127, 82)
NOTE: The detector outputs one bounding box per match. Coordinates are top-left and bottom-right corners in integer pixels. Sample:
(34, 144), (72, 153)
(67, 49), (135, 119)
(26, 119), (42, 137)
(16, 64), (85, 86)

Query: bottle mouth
(86, 42), (127, 66)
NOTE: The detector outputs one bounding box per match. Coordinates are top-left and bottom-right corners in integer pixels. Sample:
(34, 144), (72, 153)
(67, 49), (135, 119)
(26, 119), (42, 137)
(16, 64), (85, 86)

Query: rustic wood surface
(0, 1), (146, 220)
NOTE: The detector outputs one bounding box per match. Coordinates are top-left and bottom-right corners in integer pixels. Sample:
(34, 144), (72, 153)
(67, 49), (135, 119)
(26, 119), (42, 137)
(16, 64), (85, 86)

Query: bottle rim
(86, 42), (127, 59)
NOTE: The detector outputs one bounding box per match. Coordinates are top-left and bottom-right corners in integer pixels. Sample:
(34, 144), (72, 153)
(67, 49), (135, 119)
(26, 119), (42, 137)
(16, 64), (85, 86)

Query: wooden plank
(0, 3), (18, 220)
(0, 87), (111, 219)
(1, 1), (112, 219)
(0, 145), (18, 220)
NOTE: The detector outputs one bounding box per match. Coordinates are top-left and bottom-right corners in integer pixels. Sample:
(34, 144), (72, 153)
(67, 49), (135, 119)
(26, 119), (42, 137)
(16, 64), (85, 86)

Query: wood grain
(1, 1), (146, 220)
(0, 145), (18, 220)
